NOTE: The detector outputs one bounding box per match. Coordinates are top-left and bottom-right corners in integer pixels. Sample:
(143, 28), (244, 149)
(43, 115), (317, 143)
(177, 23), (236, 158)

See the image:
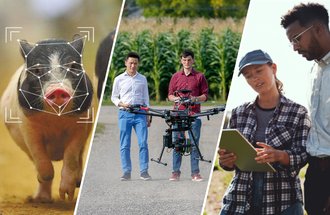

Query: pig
(0, 34), (93, 203)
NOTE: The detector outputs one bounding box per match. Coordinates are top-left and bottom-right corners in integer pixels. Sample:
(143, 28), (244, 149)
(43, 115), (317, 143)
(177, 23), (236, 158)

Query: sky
(226, 0), (330, 111)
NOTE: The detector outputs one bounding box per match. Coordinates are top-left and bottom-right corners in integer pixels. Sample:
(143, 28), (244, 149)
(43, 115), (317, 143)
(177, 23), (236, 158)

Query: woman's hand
(218, 148), (237, 169)
(255, 142), (289, 166)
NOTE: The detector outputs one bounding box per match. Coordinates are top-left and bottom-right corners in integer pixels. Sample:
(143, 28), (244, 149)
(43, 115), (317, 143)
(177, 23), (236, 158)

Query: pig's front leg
(59, 133), (86, 201)
(23, 129), (54, 203)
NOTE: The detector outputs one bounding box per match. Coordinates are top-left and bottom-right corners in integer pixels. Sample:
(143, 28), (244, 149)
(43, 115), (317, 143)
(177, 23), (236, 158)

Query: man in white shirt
(111, 52), (151, 181)
(281, 3), (330, 215)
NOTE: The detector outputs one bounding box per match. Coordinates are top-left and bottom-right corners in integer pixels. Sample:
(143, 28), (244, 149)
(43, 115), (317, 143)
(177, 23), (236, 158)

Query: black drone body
(127, 95), (225, 166)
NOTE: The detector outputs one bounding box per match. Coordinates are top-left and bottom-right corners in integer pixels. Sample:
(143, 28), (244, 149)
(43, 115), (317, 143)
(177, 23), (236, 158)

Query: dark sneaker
(191, 173), (203, 182)
(169, 172), (180, 181)
(120, 173), (131, 181)
(140, 172), (152, 181)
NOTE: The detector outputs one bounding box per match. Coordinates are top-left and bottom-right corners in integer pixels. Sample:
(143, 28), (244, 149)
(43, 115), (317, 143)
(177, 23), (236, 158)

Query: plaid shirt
(221, 95), (310, 215)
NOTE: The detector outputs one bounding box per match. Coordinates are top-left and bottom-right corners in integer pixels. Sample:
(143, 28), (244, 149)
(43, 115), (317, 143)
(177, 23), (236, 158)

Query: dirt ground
(0, 121), (88, 215)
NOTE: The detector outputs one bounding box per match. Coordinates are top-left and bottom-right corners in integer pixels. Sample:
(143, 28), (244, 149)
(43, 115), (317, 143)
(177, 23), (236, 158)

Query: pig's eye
(30, 68), (44, 77)
(71, 63), (80, 69)
(70, 63), (82, 72)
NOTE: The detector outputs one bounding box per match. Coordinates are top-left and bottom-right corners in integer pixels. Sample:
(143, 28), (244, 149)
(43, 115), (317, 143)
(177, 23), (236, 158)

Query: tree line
(124, 0), (250, 19)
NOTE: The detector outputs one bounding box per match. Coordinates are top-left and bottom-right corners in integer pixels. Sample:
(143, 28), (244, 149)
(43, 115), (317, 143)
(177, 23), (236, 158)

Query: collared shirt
(221, 95), (310, 215)
(307, 51), (330, 157)
(111, 71), (149, 107)
(168, 68), (208, 113)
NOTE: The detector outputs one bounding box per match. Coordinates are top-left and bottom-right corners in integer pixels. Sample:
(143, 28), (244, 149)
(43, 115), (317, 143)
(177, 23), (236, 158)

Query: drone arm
(127, 106), (168, 119)
(191, 94), (207, 103)
(191, 106), (226, 118)
(129, 110), (164, 118)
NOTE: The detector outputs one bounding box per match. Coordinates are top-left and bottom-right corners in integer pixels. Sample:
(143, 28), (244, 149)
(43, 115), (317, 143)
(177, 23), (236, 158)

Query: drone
(127, 89), (225, 166)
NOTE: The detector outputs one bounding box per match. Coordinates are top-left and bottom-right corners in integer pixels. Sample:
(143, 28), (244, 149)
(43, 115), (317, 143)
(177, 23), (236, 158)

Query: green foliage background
(106, 28), (241, 102)
(135, 0), (249, 19)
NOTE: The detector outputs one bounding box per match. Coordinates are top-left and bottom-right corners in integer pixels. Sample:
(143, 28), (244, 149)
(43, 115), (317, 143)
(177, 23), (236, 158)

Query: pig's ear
(18, 39), (34, 59)
(70, 34), (85, 55)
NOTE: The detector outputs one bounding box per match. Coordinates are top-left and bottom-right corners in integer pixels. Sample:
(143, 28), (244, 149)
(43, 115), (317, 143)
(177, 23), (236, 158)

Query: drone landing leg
(151, 144), (167, 166)
(188, 129), (211, 163)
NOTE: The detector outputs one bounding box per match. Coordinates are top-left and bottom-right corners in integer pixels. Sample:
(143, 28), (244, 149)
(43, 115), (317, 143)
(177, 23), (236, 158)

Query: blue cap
(238, 49), (273, 76)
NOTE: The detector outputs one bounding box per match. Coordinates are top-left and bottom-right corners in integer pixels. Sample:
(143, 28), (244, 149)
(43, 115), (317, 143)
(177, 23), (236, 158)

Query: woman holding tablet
(218, 49), (310, 215)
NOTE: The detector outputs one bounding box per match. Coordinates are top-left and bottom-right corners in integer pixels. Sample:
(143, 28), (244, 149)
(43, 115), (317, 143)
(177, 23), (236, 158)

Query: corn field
(106, 28), (241, 102)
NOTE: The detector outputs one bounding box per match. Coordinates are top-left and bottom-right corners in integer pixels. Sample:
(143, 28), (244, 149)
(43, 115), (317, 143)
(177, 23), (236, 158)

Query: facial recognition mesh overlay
(17, 35), (93, 116)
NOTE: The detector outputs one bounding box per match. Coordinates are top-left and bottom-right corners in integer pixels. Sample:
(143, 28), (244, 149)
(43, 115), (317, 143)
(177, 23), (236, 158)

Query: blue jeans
(251, 172), (264, 213)
(281, 202), (304, 215)
(119, 110), (149, 174)
(220, 202), (303, 215)
(172, 118), (201, 175)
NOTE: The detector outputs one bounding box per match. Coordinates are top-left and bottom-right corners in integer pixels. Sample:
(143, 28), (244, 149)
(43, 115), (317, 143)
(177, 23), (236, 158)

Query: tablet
(219, 129), (276, 172)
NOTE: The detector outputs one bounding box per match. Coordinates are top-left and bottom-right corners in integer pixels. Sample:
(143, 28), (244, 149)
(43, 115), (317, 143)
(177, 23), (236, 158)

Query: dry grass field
(119, 17), (245, 35)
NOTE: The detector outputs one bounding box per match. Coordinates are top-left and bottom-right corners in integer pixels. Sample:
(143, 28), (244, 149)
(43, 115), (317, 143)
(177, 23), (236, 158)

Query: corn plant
(106, 32), (134, 100)
(136, 30), (156, 99)
(175, 30), (192, 70)
(198, 28), (221, 100)
(154, 32), (177, 101)
(219, 28), (241, 100)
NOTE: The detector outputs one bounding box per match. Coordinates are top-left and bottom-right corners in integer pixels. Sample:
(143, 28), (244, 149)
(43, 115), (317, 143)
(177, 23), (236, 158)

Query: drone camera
(163, 133), (172, 148)
(163, 133), (192, 154)
(174, 138), (192, 154)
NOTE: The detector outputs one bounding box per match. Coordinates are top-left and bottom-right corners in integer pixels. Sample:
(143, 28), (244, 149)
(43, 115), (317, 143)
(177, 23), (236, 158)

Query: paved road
(75, 105), (223, 215)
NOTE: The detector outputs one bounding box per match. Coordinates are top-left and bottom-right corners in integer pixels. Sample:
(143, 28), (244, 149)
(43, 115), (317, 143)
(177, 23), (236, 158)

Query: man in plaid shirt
(219, 50), (310, 215)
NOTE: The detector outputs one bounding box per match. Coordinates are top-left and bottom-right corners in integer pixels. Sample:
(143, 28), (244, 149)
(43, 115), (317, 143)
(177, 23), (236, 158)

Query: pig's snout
(45, 89), (71, 107)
